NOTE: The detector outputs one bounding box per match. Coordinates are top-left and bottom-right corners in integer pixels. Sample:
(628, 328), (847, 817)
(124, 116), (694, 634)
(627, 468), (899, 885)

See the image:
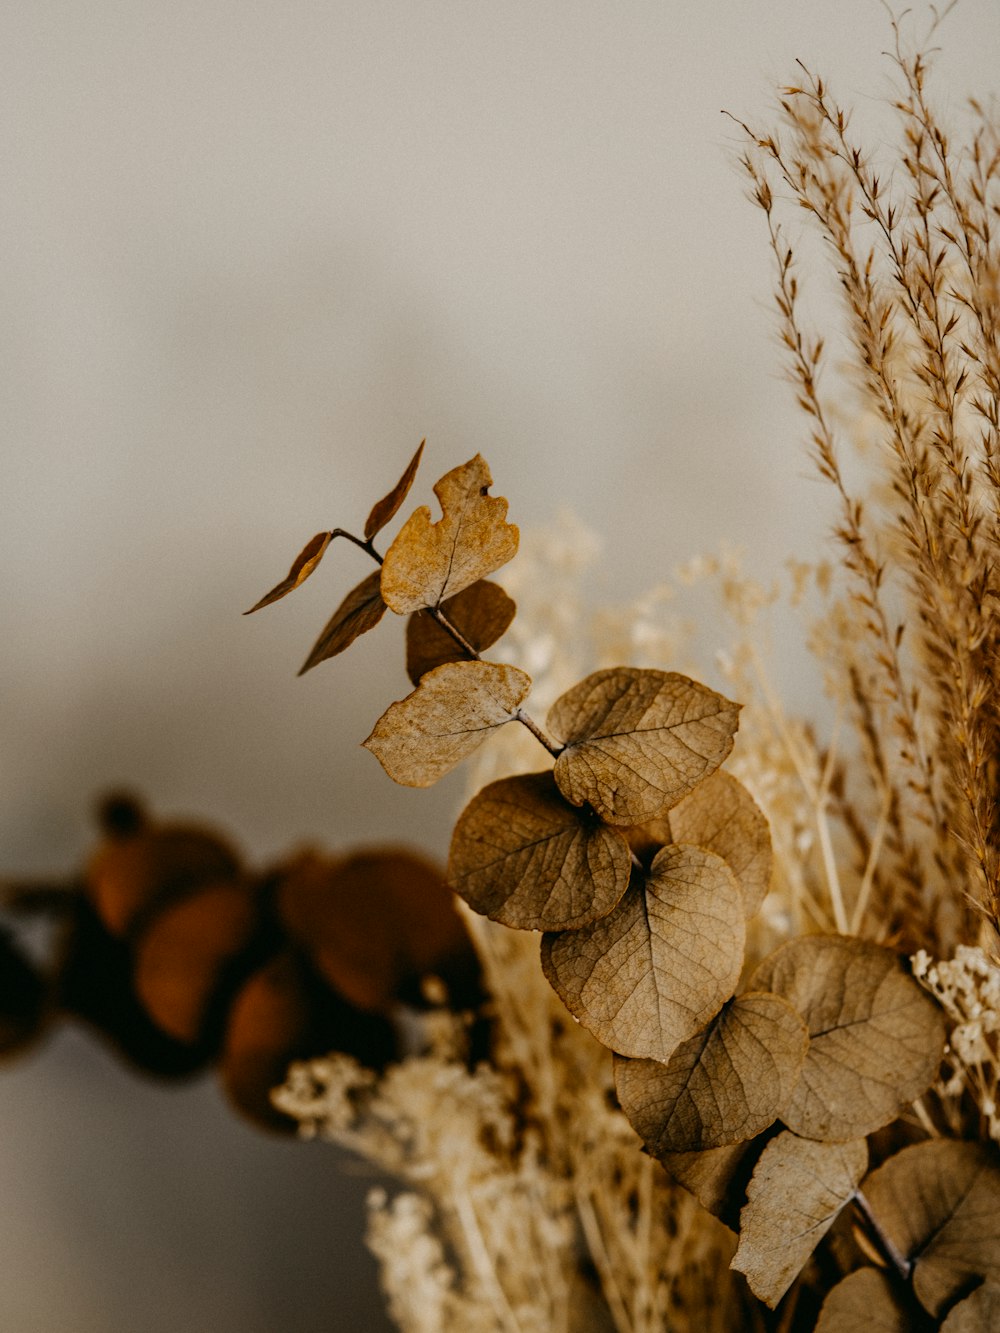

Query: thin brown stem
(852, 1190), (912, 1283)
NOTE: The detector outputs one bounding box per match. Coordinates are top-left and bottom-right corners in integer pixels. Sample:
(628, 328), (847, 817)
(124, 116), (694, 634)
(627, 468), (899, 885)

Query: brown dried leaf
(659, 1138), (763, 1229)
(541, 844), (745, 1060)
(666, 770), (772, 916)
(364, 439), (425, 541)
(363, 660), (531, 787)
(941, 1284), (1000, 1331)
(406, 580), (516, 685)
(749, 935), (946, 1141)
(548, 669), (740, 826)
(614, 992), (808, 1154)
(814, 1269), (911, 1332)
(864, 1140), (1000, 1318)
(380, 454), (519, 613)
(244, 531), (332, 614)
(447, 770), (632, 931)
(298, 570), (387, 675)
(731, 1131), (868, 1307)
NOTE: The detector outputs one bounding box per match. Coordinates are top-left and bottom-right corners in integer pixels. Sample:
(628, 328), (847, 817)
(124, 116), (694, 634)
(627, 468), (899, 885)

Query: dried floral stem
(852, 1189), (912, 1283)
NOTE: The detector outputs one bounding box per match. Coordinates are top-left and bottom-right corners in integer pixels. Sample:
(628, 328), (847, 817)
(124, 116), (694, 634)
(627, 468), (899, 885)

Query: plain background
(2, 2), (997, 1328)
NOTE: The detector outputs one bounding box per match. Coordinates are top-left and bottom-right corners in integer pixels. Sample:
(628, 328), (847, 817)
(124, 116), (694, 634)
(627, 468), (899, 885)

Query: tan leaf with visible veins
(380, 454), (519, 613)
(541, 844), (745, 1060)
(244, 531), (332, 614)
(864, 1140), (1000, 1318)
(548, 669), (740, 826)
(364, 439), (425, 541)
(666, 770), (772, 916)
(660, 1138), (763, 1229)
(614, 992), (807, 1154)
(447, 771), (631, 931)
(732, 1131), (868, 1307)
(406, 580), (516, 685)
(363, 661), (531, 787)
(941, 1284), (1000, 1331)
(749, 935), (946, 1141)
(298, 571), (387, 675)
(814, 1269), (911, 1332)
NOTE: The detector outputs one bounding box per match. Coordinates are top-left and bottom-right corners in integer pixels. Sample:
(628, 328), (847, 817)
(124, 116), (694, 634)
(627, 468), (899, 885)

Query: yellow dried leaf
(814, 1269), (910, 1332)
(447, 771), (632, 931)
(749, 935), (946, 1141)
(864, 1140), (1000, 1318)
(244, 531), (332, 614)
(548, 668), (740, 826)
(731, 1131), (868, 1307)
(406, 579), (516, 685)
(941, 1284), (1000, 1331)
(364, 439), (425, 541)
(666, 770), (772, 916)
(363, 661), (531, 787)
(297, 570), (387, 675)
(380, 454), (519, 613)
(541, 844), (745, 1060)
(659, 1139), (762, 1228)
(614, 992), (808, 1154)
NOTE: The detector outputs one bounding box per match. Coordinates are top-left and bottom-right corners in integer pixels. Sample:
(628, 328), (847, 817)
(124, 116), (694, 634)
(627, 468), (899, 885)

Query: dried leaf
(665, 770), (772, 916)
(244, 531), (332, 614)
(447, 770), (632, 931)
(298, 570), (387, 675)
(731, 1131), (868, 1307)
(541, 844), (745, 1060)
(276, 848), (478, 1012)
(380, 454), (519, 613)
(133, 880), (259, 1044)
(406, 580), (516, 685)
(614, 992), (808, 1154)
(941, 1284), (1000, 1331)
(864, 1140), (1000, 1317)
(364, 439), (425, 541)
(814, 1269), (911, 1332)
(749, 935), (946, 1141)
(548, 669), (740, 826)
(659, 1138), (763, 1229)
(363, 661), (531, 787)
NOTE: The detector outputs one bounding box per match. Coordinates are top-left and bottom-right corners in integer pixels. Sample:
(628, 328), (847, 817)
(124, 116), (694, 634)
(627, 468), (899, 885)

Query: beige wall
(2, 2), (996, 1327)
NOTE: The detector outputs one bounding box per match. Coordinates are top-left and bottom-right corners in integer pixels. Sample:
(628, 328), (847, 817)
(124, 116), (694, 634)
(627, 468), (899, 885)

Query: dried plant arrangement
(3, 10), (1000, 1331)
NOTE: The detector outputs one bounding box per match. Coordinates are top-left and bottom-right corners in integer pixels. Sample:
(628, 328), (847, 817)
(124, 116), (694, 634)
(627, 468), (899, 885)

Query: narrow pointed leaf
(666, 770), (772, 916)
(380, 454), (519, 613)
(448, 770), (631, 931)
(614, 992), (808, 1154)
(244, 531), (332, 614)
(364, 439), (425, 541)
(363, 661), (531, 787)
(732, 1131), (868, 1307)
(814, 1269), (911, 1332)
(298, 570), (387, 675)
(406, 579), (516, 685)
(541, 844), (745, 1060)
(749, 936), (946, 1141)
(548, 668), (740, 826)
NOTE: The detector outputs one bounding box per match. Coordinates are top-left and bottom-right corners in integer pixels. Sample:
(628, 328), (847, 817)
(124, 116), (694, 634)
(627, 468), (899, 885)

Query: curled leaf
(666, 770), (772, 916)
(244, 531), (332, 614)
(406, 580), (516, 685)
(447, 771), (632, 931)
(749, 935), (946, 1141)
(548, 669), (740, 826)
(814, 1269), (911, 1332)
(864, 1140), (1000, 1318)
(541, 844), (745, 1060)
(614, 992), (808, 1154)
(364, 439), (425, 542)
(363, 661), (531, 787)
(941, 1284), (1000, 1331)
(298, 570), (387, 675)
(380, 454), (519, 613)
(731, 1131), (868, 1307)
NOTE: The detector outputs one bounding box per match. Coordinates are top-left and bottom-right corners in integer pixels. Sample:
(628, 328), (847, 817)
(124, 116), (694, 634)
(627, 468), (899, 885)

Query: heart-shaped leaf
(380, 454), (519, 613)
(548, 669), (740, 826)
(665, 770), (772, 916)
(749, 935), (946, 1141)
(364, 439), (425, 542)
(298, 570), (387, 675)
(406, 579), (516, 685)
(363, 661), (531, 787)
(447, 770), (632, 931)
(244, 531), (332, 614)
(541, 844), (745, 1060)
